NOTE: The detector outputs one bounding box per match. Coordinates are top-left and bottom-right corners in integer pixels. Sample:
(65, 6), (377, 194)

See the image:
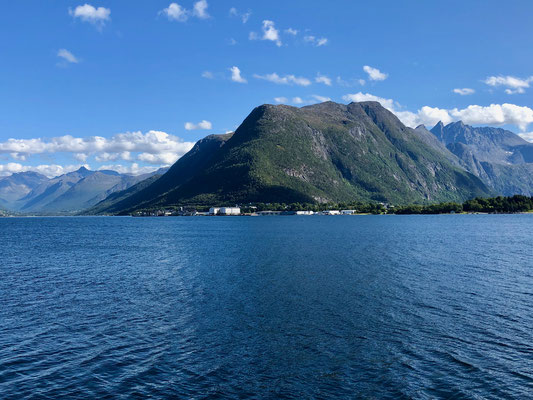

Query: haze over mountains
(0, 167), (167, 213)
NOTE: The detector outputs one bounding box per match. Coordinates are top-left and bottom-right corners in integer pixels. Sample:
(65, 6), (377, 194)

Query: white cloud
(304, 35), (328, 46)
(311, 95), (331, 102)
(315, 74), (332, 86)
(98, 163), (160, 175)
(228, 38), (237, 45)
(363, 65), (388, 81)
(250, 20), (282, 46)
(0, 130), (195, 159)
(453, 88), (475, 95)
(518, 132), (533, 143)
(0, 163), (85, 178)
(184, 120), (212, 130)
(202, 71), (214, 79)
(229, 7), (251, 23)
(484, 75), (533, 94)
(69, 4), (110, 27)
(285, 28), (298, 35)
(160, 1), (209, 22)
(273, 95), (331, 106)
(94, 151), (132, 162)
(342, 91), (533, 131)
(137, 152), (180, 164)
(160, 3), (188, 21)
(253, 73), (311, 86)
(230, 66), (247, 83)
(57, 49), (79, 64)
(74, 153), (88, 162)
(192, 0), (209, 19)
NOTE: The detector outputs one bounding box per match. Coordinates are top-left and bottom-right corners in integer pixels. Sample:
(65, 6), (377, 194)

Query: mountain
(430, 121), (533, 195)
(0, 171), (49, 209)
(94, 101), (491, 214)
(84, 167), (170, 215)
(0, 167), (157, 213)
(84, 135), (232, 214)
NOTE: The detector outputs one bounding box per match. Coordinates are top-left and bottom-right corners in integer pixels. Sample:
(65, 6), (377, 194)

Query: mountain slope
(16, 167), (152, 213)
(85, 133), (233, 214)
(430, 121), (533, 195)
(98, 101), (490, 214)
(0, 172), (49, 209)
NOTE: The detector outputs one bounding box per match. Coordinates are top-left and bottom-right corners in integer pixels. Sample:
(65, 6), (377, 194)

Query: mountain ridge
(92, 101), (491, 214)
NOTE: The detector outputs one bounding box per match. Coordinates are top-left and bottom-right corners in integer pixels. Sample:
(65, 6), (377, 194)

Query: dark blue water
(1, 215), (532, 399)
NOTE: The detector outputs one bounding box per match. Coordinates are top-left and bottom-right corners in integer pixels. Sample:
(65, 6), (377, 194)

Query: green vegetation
(92, 101), (491, 215)
(393, 195), (533, 214)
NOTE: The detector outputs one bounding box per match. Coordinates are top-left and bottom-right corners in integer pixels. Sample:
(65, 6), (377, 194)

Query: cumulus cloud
(342, 92), (533, 131)
(160, 3), (188, 21)
(160, 1), (209, 22)
(453, 88), (475, 95)
(274, 97), (288, 103)
(94, 151), (132, 162)
(0, 163), (85, 178)
(484, 75), (533, 94)
(285, 28), (298, 35)
(230, 66), (247, 83)
(250, 20), (281, 46)
(303, 35), (328, 46)
(253, 72), (311, 86)
(184, 120), (212, 130)
(363, 65), (388, 81)
(292, 97), (304, 104)
(315, 74), (332, 86)
(192, 0), (210, 19)
(69, 4), (110, 27)
(74, 153), (88, 162)
(262, 20), (281, 46)
(229, 7), (251, 23)
(0, 130), (195, 159)
(57, 49), (79, 64)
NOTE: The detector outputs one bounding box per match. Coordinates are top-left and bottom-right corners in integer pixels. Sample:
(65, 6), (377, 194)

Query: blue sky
(1, 0), (533, 177)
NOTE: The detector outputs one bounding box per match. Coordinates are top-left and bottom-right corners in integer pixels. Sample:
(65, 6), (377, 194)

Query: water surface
(1, 215), (532, 398)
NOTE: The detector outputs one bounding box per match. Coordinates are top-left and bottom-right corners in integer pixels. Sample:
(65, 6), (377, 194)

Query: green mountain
(93, 101), (490, 214)
(430, 121), (533, 195)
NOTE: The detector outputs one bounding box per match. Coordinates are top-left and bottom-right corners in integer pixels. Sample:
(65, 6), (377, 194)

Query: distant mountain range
(0, 167), (168, 214)
(428, 121), (533, 196)
(88, 101), (493, 214)
(9, 101), (533, 216)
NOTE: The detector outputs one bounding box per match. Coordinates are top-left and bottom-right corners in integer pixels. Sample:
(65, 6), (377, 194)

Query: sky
(1, 0), (533, 177)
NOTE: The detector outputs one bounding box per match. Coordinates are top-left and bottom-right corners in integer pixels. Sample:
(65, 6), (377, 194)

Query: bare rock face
(430, 121), (533, 195)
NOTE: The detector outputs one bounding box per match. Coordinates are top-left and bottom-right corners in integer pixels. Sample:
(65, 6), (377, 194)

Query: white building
(219, 207), (241, 215)
(341, 210), (357, 215)
(323, 210), (340, 215)
(209, 207), (220, 215)
(295, 210), (314, 215)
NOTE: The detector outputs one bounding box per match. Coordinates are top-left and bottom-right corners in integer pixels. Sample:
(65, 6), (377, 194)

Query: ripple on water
(0, 215), (532, 399)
